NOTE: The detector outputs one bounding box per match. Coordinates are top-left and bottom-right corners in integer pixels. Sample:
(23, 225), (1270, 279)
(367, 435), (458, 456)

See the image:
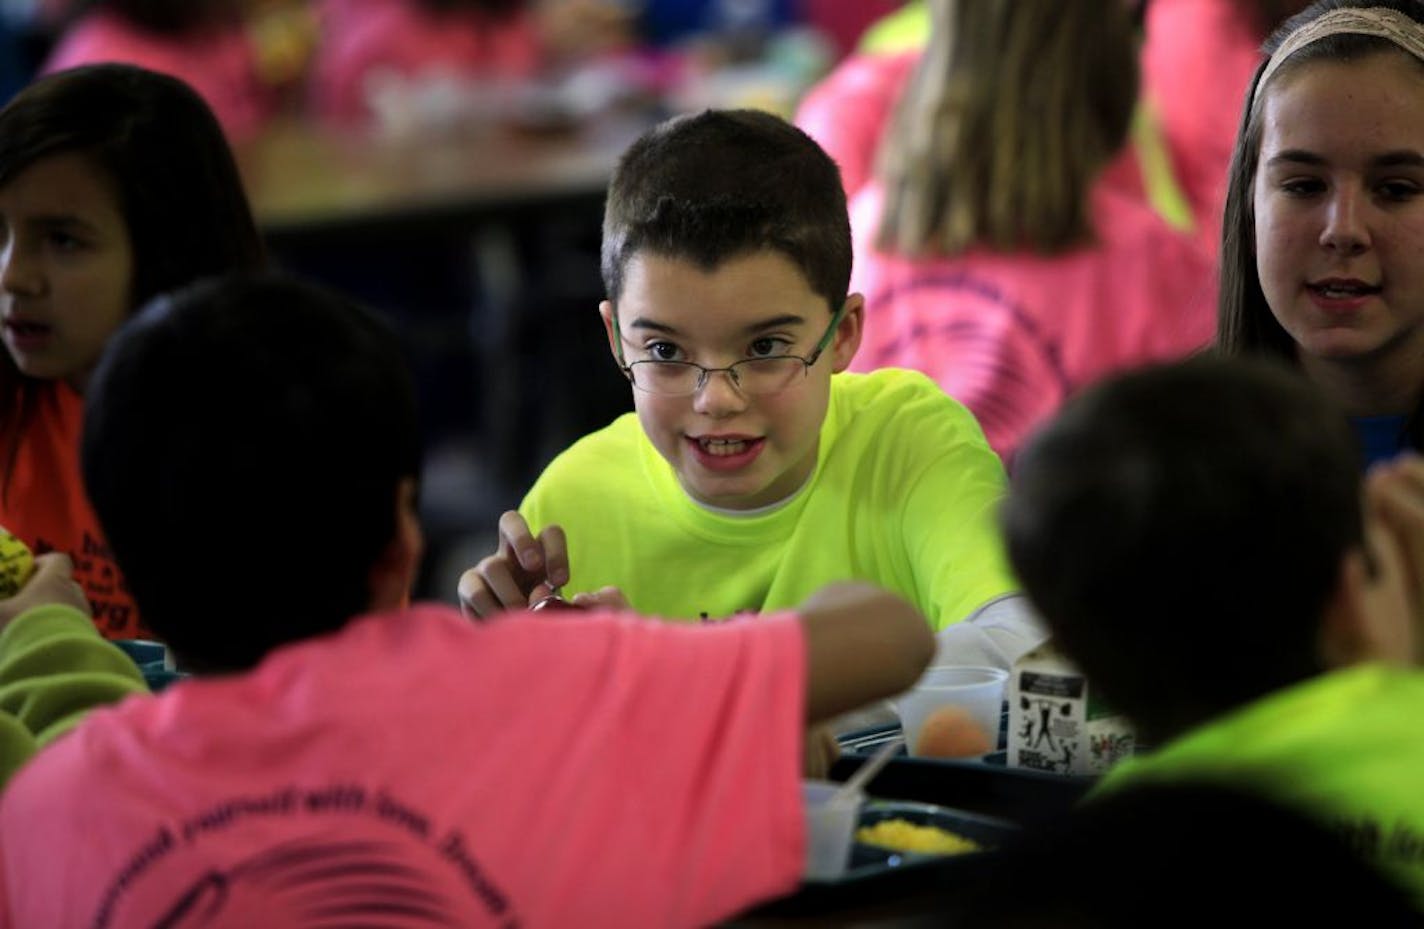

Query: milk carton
(1008, 642), (1135, 776)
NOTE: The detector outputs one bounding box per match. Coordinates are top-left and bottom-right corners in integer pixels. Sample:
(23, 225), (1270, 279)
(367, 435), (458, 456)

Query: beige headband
(1255, 6), (1424, 99)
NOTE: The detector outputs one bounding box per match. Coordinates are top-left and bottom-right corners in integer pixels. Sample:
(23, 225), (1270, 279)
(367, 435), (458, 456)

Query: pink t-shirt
(310, 0), (542, 126)
(0, 605), (806, 928)
(43, 10), (273, 142)
(794, 50), (915, 201)
(1141, 0), (1266, 255)
(849, 182), (1215, 465)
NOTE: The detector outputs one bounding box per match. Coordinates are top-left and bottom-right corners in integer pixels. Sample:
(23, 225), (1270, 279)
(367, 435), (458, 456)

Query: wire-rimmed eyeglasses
(612, 304), (846, 397)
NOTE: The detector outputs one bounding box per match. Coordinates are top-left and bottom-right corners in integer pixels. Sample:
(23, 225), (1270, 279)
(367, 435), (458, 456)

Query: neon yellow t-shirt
(1095, 664), (1424, 904)
(520, 368), (1017, 630)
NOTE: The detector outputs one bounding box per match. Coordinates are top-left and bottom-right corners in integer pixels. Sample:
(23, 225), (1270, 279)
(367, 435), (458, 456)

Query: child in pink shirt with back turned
(0, 272), (932, 928)
(846, 0), (1214, 467)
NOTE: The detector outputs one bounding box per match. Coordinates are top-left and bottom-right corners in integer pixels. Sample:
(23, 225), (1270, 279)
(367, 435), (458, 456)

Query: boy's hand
(0, 553), (90, 631)
(458, 511), (571, 619)
(1365, 454), (1424, 660)
(799, 582), (935, 724)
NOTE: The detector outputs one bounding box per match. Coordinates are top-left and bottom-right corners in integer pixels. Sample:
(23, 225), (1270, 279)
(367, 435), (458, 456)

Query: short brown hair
(601, 109), (851, 314)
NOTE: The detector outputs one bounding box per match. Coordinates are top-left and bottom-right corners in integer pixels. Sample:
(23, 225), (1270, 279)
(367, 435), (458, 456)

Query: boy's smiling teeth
(697, 436), (752, 456)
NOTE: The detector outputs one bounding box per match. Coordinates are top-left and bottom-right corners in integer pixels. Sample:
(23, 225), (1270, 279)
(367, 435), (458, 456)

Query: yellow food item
(0, 528), (32, 599)
(855, 818), (980, 855)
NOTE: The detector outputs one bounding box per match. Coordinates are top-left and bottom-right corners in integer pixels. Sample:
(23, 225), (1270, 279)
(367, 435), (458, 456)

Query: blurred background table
(237, 113), (649, 238)
(235, 113), (650, 600)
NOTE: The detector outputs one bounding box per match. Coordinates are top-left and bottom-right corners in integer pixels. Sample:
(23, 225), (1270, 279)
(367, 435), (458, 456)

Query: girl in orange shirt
(0, 63), (265, 638)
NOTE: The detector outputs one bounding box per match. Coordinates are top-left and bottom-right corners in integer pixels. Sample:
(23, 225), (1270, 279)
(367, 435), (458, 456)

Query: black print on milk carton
(1008, 642), (1135, 776)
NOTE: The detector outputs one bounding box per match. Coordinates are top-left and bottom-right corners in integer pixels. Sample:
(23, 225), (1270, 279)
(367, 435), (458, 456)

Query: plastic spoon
(831, 735), (903, 805)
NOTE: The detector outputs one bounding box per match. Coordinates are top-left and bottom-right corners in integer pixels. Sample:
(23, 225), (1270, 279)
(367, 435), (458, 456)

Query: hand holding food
(0, 526), (33, 598)
(458, 511), (570, 619)
(0, 552), (90, 630)
(1364, 454), (1424, 663)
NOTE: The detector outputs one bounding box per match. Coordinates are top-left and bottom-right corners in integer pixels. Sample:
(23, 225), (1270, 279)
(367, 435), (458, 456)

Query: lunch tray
(738, 729), (1094, 917)
(743, 795), (1012, 917)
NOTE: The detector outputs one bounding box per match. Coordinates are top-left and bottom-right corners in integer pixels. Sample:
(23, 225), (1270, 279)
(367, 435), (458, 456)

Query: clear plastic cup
(801, 779), (862, 880)
(896, 666), (1008, 758)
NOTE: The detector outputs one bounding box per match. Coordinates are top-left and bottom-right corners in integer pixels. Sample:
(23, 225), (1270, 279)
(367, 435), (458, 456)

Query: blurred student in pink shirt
(309, 0), (633, 127)
(0, 272), (932, 928)
(846, 0), (1214, 467)
(41, 0), (296, 141)
(798, 0), (1309, 259)
(794, 1), (1164, 214)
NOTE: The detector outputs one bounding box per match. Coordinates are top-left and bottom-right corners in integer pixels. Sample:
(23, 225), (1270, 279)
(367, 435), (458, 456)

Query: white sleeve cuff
(932, 594), (1049, 670)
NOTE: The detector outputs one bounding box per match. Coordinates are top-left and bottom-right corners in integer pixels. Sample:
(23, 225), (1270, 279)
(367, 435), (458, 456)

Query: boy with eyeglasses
(460, 109), (1043, 671)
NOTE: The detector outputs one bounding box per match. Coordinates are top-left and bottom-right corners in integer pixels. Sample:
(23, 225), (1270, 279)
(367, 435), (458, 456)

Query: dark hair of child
(81, 273), (420, 672)
(0, 63), (266, 493)
(1216, 0), (1424, 450)
(600, 108), (852, 315)
(1002, 357), (1363, 744)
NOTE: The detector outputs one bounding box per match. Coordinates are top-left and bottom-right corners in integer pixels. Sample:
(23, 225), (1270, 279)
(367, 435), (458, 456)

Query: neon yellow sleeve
(0, 604), (148, 785)
(894, 387), (1018, 631)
